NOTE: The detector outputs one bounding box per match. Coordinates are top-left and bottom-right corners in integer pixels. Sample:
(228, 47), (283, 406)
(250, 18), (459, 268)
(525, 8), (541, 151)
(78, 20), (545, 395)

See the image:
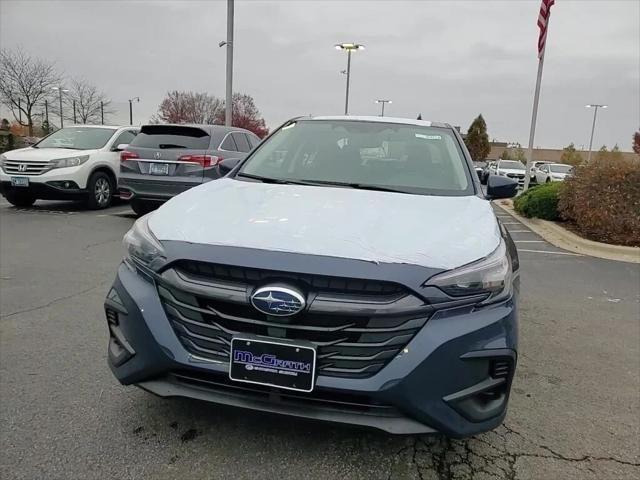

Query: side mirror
(113, 143), (128, 152)
(218, 157), (241, 176)
(486, 175), (518, 200)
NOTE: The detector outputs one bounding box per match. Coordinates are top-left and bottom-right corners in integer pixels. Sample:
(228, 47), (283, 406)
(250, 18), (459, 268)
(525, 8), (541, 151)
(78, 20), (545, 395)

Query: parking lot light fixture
(52, 86), (69, 129)
(585, 104), (607, 162)
(375, 99), (392, 117)
(335, 43), (365, 115)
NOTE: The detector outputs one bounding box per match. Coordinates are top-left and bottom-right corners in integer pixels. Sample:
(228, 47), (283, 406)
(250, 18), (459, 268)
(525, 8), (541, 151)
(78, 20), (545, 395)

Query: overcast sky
(1, 0), (638, 149)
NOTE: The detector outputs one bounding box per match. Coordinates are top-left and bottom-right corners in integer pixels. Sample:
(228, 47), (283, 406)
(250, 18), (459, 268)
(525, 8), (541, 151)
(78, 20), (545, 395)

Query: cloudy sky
(1, 0), (638, 149)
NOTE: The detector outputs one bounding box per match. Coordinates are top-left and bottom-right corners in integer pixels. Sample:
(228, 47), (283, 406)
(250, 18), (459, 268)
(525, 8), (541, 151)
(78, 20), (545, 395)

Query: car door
(536, 164), (548, 183)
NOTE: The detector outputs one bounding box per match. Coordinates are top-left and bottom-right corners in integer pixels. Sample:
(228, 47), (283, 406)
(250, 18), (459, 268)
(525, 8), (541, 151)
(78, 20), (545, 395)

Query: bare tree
(154, 91), (223, 124)
(58, 78), (114, 124)
(0, 48), (60, 135)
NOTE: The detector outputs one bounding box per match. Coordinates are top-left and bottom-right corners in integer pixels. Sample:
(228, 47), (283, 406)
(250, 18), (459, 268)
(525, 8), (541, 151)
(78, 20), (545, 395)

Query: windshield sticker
(415, 134), (442, 140)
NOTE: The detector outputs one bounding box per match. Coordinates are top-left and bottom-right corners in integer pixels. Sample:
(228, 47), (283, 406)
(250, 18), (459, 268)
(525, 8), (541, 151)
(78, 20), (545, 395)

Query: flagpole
(523, 48), (546, 192)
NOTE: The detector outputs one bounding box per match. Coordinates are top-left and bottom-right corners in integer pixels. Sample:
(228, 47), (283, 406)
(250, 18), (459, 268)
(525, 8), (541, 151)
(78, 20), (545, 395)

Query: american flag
(537, 0), (555, 58)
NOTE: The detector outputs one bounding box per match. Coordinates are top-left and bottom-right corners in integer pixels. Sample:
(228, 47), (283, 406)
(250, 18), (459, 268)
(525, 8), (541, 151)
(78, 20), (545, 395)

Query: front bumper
(105, 260), (518, 438)
(0, 180), (87, 200)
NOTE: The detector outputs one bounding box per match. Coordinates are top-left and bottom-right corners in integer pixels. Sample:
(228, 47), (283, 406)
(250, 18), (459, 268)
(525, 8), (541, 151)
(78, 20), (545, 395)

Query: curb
(495, 200), (640, 264)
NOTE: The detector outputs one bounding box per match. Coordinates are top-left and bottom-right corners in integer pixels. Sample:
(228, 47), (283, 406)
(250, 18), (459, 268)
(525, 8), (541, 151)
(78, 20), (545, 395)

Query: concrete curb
(495, 200), (640, 264)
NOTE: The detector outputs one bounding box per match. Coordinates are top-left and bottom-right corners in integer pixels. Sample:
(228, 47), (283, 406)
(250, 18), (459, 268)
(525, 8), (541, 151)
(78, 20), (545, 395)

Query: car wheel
(5, 190), (36, 207)
(545, 177), (551, 183)
(130, 199), (157, 216)
(85, 171), (114, 210)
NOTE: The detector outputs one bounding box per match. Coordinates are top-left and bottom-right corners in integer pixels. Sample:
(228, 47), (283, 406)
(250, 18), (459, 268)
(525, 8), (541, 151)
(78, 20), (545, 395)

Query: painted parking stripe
(507, 229), (534, 233)
(97, 209), (133, 217)
(518, 249), (582, 256)
(514, 240), (546, 243)
(501, 222), (521, 225)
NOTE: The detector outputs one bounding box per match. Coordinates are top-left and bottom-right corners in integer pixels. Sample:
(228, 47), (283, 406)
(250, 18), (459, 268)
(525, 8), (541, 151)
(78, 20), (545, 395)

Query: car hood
(498, 168), (526, 174)
(3, 147), (98, 161)
(148, 178), (501, 270)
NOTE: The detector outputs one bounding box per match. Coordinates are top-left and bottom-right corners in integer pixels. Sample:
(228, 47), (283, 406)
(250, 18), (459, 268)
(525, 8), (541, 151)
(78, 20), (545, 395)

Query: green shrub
(558, 156), (640, 246)
(513, 182), (562, 220)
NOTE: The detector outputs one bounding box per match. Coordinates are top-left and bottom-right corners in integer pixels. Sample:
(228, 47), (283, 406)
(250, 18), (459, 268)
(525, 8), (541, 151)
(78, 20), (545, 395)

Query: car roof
(301, 115), (451, 129)
(549, 163), (571, 167)
(65, 124), (121, 129)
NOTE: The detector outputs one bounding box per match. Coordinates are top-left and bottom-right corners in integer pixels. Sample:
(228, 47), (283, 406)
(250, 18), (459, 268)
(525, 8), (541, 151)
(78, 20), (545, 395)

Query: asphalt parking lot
(1, 198), (638, 480)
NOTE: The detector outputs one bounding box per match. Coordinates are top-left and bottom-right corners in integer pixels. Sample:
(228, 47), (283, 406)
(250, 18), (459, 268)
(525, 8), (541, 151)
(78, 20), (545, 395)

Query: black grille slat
(159, 261), (432, 378)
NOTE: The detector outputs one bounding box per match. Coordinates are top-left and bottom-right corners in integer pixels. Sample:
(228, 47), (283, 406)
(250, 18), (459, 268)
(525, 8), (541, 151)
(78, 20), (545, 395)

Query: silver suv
(119, 124), (260, 215)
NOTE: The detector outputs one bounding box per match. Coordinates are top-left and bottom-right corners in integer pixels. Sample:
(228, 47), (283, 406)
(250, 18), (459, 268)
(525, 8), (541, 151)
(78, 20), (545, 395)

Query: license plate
(229, 336), (316, 392)
(149, 163), (169, 175)
(11, 177), (29, 187)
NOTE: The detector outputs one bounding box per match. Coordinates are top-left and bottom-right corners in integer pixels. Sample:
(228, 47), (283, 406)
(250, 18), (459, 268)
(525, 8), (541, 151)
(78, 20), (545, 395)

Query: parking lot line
(97, 209), (132, 217)
(518, 249), (582, 256)
(501, 222), (521, 225)
(506, 229), (533, 233)
(514, 240), (546, 243)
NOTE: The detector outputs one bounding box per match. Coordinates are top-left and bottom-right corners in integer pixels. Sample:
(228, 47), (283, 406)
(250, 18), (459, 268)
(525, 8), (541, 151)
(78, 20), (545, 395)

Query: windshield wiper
(236, 172), (292, 184)
(293, 179), (413, 194)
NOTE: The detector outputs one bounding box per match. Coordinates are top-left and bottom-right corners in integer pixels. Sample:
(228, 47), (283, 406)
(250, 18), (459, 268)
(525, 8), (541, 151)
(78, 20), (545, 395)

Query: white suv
(0, 125), (138, 209)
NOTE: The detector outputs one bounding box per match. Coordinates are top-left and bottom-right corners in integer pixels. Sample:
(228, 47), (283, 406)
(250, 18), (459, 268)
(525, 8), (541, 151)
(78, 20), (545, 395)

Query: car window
(550, 164), (572, 173)
(130, 125), (210, 149)
(35, 127), (117, 150)
(247, 135), (260, 149)
(240, 120), (473, 196)
(112, 130), (137, 148)
(232, 132), (251, 153)
(220, 134), (238, 151)
(540, 165), (548, 172)
(499, 160), (524, 169)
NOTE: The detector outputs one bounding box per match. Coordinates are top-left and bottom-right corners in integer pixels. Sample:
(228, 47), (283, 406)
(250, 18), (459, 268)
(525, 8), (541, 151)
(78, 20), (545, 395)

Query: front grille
(506, 173), (525, 179)
(157, 261), (433, 379)
(2, 160), (51, 175)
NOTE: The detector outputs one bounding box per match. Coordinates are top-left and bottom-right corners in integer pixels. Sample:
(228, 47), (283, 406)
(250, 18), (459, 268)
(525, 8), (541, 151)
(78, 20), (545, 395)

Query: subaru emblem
(251, 285), (306, 316)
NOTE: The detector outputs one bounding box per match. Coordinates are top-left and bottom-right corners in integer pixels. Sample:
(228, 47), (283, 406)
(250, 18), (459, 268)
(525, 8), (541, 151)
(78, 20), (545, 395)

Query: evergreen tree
(464, 114), (490, 160)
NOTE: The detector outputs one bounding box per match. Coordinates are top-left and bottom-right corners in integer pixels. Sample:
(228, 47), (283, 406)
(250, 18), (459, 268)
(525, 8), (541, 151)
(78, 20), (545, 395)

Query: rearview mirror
(113, 143), (128, 152)
(218, 157), (241, 176)
(486, 175), (518, 200)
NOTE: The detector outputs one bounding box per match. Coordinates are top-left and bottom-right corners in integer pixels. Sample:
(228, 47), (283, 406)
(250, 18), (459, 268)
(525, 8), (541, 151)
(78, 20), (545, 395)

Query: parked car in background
(0, 125), (138, 208)
(105, 115), (520, 438)
(534, 163), (573, 183)
(495, 160), (526, 188)
(119, 124), (261, 216)
(473, 160), (487, 180)
(529, 161), (551, 183)
(480, 161), (496, 184)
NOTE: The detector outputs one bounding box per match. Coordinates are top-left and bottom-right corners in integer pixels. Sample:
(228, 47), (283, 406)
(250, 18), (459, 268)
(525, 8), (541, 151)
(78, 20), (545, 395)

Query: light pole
(335, 43), (364, 115)
(128, 97), (140, 125)
(585, 104), (607, 162)
(52, 86), (69, 129)
(219, 0), (234, 126)
(375, 99), (392, 117)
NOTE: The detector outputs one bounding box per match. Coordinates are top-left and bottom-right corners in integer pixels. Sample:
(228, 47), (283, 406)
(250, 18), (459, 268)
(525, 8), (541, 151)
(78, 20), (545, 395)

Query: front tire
(5, 190), (36, 207)
(85, 171), (114, 210)
(545, 177), (551, 183)
(130, 199), (157, 216)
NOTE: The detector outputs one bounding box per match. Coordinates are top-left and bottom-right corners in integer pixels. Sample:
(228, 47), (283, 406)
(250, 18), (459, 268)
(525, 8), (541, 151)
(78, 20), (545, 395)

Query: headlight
(425, 239), (513, 305)
(123, 214), (165, 269)
(0, 154), (6, 166)
(50, 155), (89, 169)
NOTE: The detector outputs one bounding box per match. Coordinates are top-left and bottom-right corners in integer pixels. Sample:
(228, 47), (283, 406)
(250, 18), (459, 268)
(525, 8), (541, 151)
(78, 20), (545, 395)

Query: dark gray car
(119, 124), (260, 215)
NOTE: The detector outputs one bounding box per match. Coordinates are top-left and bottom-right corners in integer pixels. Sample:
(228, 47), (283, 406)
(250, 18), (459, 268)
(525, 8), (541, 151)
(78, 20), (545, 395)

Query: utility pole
(73, 100), (77, 124)
(375, 99), (392, 117)
(101, 101), (104, 125)
(225, 0), (234, 126)
(18, 98), (22, 124)
(52, 86), (68, 129)
(45, 100), (49, 127)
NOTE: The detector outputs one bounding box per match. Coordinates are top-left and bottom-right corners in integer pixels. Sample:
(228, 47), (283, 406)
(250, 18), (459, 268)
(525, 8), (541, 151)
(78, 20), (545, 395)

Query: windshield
(35, 127), (116, 150)
(499, 160), (525, 170)
(550, 164), (572, 173)
(238, 120), (473, 196)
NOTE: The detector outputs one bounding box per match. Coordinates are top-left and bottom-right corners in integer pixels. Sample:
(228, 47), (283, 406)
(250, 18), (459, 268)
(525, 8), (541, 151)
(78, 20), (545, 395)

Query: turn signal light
(120, 151), (140, 162)
(177, 155), (222, 168)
